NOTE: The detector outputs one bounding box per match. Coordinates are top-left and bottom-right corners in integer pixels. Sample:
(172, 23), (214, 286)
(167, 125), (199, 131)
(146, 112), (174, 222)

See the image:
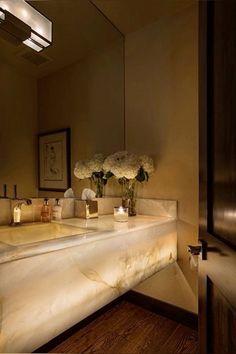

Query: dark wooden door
(199, 1), (236, 353)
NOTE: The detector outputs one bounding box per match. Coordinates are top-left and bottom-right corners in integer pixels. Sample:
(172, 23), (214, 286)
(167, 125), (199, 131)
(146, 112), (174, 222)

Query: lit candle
(13, 206), (21, 224)
(114, 206), (128, 222)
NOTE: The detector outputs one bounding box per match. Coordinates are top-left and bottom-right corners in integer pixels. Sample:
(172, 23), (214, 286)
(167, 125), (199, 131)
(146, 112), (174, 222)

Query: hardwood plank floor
(46, 301), (198, 353)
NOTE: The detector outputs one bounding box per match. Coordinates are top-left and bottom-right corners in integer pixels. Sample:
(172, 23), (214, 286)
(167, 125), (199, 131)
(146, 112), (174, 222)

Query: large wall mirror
(0, 0), (124, 198)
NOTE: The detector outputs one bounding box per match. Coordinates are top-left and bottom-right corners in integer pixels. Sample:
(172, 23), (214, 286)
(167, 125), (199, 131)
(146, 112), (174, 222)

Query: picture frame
(38, 128), (71, 191)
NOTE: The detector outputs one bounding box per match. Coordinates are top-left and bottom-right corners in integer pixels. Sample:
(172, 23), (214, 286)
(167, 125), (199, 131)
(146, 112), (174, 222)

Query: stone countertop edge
(0, 214), (176, 265)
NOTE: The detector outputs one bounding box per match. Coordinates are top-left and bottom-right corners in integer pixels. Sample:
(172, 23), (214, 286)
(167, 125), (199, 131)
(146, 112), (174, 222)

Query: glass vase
(91, 176), (104, 198)
(122, 179), (136, 216)
(95, 177), (104, 198)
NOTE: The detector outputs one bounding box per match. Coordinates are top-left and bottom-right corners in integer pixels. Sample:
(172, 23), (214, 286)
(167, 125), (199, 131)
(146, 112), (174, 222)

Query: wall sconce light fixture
(0, 0), (52, 52)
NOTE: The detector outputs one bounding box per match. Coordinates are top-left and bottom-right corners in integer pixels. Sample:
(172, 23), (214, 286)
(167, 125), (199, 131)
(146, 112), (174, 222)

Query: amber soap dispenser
(41, 198), (51, 222)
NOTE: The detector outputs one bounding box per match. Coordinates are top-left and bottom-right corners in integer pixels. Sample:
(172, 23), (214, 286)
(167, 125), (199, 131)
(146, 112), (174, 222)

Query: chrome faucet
(11, 199), (32, 226)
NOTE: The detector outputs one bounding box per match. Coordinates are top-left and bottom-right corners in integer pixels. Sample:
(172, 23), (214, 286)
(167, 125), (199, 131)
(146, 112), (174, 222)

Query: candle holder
(114, 206), (128, 222)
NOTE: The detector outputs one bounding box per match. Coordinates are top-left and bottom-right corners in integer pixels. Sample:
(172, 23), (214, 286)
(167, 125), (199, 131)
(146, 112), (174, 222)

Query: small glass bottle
(52, 198), (62, 221)
(41, 198), (51, 222)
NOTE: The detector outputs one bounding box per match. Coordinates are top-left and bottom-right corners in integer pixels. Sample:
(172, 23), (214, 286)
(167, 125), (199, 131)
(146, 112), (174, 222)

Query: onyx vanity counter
(0, 215), (177, 353)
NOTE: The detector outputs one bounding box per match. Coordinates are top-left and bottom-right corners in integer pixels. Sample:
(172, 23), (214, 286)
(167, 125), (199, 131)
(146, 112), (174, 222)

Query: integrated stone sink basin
(0, 222), (91, 246)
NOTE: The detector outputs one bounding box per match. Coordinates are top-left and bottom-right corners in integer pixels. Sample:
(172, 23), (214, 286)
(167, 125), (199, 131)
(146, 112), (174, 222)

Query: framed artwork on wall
(38, 128), (71, 191)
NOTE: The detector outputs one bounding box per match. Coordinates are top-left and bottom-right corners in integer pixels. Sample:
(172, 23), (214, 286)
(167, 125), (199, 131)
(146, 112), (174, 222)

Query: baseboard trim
(124, 290), (198, 330)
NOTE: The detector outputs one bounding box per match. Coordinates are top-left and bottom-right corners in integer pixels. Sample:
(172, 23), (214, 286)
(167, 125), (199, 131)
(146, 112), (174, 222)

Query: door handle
(188, 239), (208, 260)
(188, 245), (201, 255)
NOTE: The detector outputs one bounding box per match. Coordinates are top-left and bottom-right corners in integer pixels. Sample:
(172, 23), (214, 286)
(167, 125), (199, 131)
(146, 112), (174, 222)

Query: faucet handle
(25, 199), (32, 205)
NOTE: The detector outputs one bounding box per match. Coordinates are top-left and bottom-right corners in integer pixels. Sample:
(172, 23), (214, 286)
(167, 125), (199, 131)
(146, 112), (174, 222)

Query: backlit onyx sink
(0, 222), (92, 246)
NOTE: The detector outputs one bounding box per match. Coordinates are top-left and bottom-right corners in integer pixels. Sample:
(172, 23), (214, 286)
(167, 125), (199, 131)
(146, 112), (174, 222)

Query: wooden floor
(47, 301), (198, 353)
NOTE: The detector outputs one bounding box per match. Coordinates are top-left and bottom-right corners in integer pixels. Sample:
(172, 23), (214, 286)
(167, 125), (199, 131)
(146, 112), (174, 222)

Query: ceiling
(0, 0), (122, 78)
(91, 0), (197, 35)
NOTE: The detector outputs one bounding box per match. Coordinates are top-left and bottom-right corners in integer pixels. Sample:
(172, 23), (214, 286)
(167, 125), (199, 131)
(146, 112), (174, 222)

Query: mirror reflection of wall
(0, 0), (124, 198)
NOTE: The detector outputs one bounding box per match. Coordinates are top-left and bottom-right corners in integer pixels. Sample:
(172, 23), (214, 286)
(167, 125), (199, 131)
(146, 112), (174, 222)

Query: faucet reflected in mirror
(0, 183), (18, 199)
(0, 184), (7, 198)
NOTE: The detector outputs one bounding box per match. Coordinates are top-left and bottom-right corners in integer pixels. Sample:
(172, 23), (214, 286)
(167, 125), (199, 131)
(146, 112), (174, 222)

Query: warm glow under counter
(0, 214), (177, 353)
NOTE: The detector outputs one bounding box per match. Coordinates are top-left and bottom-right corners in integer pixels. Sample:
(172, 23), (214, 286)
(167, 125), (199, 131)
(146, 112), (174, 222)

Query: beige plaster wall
(0, 59), (38, 198)
(125, 5), (198, 296)
(38, 39), (124, 199)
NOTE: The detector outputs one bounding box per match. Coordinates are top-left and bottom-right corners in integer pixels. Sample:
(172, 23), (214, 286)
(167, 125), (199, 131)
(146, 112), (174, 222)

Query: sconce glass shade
(23, 37), (43, 52)
(23, 31), (51, 52)
(0, 8), (5, 21)
(30, 31), (50, 48)
(0, 0), (52, 51)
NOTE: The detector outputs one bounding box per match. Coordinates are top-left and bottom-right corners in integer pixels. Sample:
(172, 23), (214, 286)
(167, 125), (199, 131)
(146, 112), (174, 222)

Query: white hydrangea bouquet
(103, 151), (154, 215)
(74, 154), (112, 198)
